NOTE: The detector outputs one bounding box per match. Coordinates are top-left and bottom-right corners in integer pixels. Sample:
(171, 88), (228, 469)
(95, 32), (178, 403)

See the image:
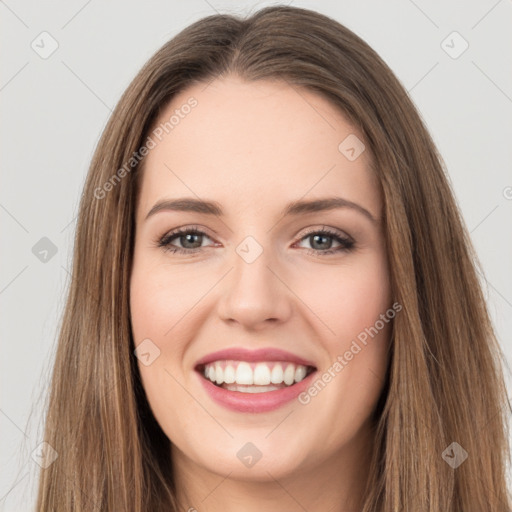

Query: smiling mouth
(196, 360), (317, 393)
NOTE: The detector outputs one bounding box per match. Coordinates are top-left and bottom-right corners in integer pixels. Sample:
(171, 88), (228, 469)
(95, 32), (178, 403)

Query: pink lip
(196, 369), (317, 413)
(194, 347), (316, 368)
(194, 348), (318, 413)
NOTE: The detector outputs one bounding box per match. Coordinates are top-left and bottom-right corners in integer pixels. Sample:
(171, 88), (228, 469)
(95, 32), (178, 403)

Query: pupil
(311, 234), (331, 250)
(182, 233), (201, 248)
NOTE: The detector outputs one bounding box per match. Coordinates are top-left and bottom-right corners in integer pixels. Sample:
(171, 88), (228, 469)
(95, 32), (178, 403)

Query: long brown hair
(36, 5), (511, 510)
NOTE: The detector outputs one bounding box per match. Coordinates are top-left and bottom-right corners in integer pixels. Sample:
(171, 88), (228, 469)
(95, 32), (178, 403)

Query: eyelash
(156, 225), (355, 257)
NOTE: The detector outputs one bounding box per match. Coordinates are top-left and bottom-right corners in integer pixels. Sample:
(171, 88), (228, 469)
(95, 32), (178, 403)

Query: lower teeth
(219, 383), (288, 393)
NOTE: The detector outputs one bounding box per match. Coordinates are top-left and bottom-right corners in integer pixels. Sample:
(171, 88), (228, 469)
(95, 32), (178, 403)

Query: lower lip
(196, 370), (317, 413)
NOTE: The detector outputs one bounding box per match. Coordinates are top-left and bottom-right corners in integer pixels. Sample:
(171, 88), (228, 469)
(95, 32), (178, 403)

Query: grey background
(1, 0), (511, 509)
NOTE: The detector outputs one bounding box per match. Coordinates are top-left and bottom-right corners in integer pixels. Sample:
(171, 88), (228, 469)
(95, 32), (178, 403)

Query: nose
(216, 242), (293, 331)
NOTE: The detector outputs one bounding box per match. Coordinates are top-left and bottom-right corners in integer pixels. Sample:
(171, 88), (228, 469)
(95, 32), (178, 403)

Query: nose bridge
(216, 233), (292, 328)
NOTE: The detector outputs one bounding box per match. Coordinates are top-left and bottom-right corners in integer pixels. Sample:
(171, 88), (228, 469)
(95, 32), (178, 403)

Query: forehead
(137, 75), (380, 219)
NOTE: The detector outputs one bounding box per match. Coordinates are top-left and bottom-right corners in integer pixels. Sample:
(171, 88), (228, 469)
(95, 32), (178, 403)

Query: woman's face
(130, 75), (392, 486)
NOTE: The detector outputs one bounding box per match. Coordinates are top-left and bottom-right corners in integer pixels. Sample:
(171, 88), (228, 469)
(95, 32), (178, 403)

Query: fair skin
(130, 75), (392, 512)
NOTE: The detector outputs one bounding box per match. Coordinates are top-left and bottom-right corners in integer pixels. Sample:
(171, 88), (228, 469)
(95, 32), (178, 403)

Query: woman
(36, 5), (511, 511)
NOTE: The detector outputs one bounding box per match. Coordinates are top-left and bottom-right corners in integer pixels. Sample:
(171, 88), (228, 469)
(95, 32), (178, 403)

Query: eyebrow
(144, 197), (378, 224)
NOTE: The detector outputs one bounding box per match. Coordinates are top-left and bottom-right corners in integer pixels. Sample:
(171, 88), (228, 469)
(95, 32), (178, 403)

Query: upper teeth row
(203, 361), (309, 386)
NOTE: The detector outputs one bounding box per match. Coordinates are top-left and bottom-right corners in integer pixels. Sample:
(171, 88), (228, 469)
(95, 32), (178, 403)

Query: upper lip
(194, 347), (317, 369)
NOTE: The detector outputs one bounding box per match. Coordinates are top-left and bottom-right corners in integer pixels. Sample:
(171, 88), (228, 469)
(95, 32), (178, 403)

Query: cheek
(129, 260), (187, 394)
(129, 255), (212, 407)
(298, 251), (391, 344)
(129, 261), (196, 439)
(294, 252), (391, 425)
(129, 258), (201, 344)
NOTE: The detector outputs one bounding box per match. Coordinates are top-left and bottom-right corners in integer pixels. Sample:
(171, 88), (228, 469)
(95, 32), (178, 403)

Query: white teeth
(270, 364), (284, 384)
(253, 363), (271, 385)
(235, 362), (253, 385)
(283, 364), (295, 385)
(294, 365), (307, 382)
(222, 384), (281, 393)
(215, 363), (224, 385)
(223, 365), (236, 384)
(201, 360), (312, 387)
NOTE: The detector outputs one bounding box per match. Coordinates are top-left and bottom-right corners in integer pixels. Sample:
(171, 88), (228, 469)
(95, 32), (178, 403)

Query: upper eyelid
(162, 225), (216, 241)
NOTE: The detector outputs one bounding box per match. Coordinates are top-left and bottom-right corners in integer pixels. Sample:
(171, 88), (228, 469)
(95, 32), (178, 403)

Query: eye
(293, 226), (355, 256)
(157, 225), (215, 254)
